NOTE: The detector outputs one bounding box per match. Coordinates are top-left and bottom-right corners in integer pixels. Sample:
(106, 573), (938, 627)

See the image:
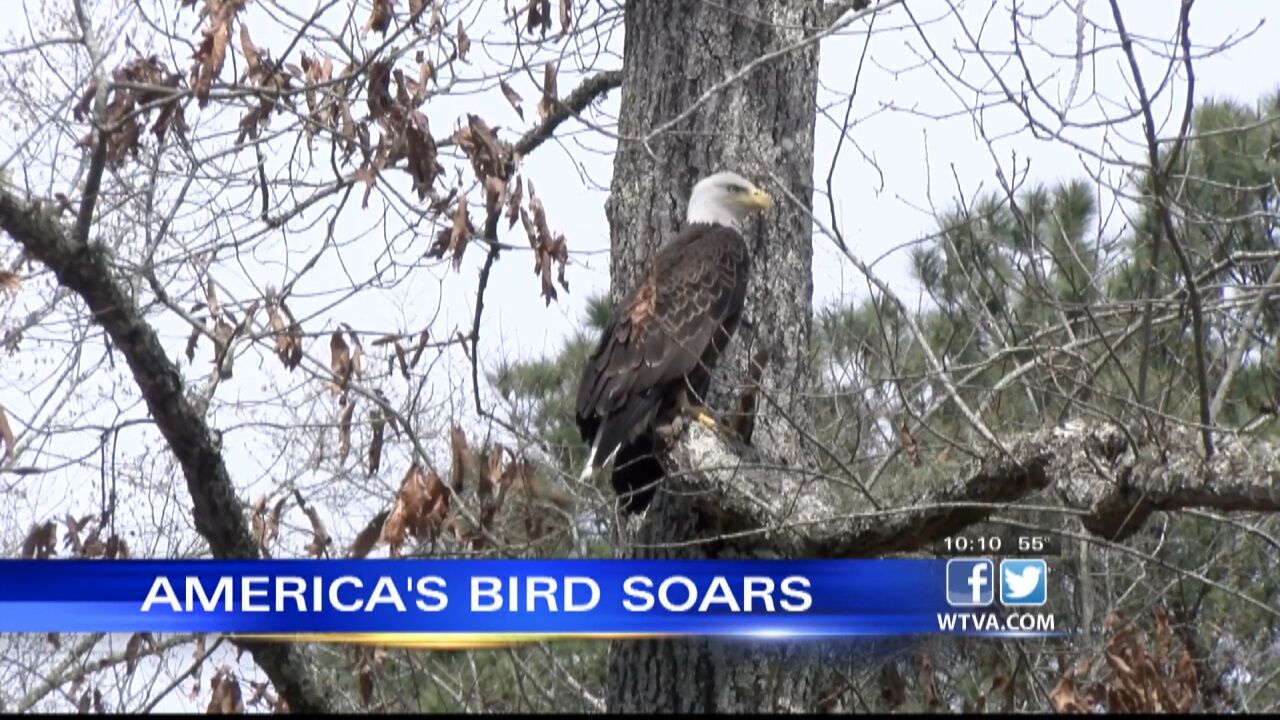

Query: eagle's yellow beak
(743, 186), (773, 211)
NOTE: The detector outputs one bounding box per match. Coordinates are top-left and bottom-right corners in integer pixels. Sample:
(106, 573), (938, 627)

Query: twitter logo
(1000, 559), (1047, 606)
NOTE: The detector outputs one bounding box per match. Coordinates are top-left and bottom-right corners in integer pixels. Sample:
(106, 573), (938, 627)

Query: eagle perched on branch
(575, 171), (773, 513)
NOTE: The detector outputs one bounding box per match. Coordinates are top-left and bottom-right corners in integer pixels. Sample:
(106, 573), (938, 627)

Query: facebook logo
(946, 558), (994, 606)
(1000, 559), (1047, 606)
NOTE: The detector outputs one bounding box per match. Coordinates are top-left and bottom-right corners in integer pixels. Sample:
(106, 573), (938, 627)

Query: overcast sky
(486, 1), (1278, 363)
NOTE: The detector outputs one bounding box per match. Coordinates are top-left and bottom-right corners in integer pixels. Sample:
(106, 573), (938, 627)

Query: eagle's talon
(681, 404), (742, 442)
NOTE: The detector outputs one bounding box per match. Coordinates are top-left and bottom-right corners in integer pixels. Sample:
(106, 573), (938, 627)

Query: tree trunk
(604, 0), (822, 711)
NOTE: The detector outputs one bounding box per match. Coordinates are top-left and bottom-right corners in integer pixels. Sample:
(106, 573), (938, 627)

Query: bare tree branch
(660, 420), (1280, 557)
(0, 189), (331, 714)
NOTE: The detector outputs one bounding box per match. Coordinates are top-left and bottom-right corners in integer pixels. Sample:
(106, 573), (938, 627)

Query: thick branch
(0, 189), (330, 714)
(513, 70), (622, 157)
(660, 420), (1280, 557)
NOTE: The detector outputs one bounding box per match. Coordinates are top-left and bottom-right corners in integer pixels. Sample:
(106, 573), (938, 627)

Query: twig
(1110, 0), (1213, 458)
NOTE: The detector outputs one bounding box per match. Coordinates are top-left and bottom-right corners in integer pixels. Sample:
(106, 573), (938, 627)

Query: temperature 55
(1012, 534), (1060, 556)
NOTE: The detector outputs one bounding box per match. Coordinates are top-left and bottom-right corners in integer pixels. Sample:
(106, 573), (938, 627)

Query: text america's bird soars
(575, 171), (773, 513)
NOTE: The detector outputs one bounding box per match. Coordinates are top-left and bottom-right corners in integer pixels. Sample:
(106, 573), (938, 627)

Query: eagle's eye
(726, 184), (746, 194)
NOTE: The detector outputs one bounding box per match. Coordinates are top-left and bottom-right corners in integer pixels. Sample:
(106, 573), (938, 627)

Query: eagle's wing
(575, 225), (750, 448)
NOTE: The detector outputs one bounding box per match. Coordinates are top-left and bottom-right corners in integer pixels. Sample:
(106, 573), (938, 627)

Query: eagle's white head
(685, 171), (773, 229)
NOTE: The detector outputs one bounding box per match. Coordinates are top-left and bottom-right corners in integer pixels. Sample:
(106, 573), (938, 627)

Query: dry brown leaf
(337, 401), (355, 465)
(349, 509), (390, 558)
(81, 534), (107, 558)
(358, 665), (375, 707)
(483, 175), (506, 239)
(454, 114), (510, 188)
(499, 79), (524, 120)
(408, 0), (426, 27)
(105, 534), (130, 559)
(355, 166), (377, 209)
(212, 318), (236, 379)
(266, 495), (287, 552)
(899, 420), (921, 466)
(1055, 609), (1200, 713)
(537, 62), (558, 119)
(1153, 607), (1171, 665)
(190, 0), (248, 106)
(1172, 650), (1197, 712)
(330, 331), (353, 395)
(21, 520), (56, 559)
(75, 56), (186, 166)
(185, 318), (206, 364)
(62, 512), (94, 555)
(505, 175), (523, 229)
(84, 688), (103, 714)
(392, 67), (412, 107)
(393, 342), (410, 380)
(294, 489), (332, 557)
(365, 0), (394, 36)
(479, 443), (503, 503)
(245, 681), (273, 709)
(538, 233), (569, 305)
(0, 402), (16, 460)
(429, 1), (443, 34)
(559, 0), (572, 35)
(525, 0), (550, 35)
(474, 444), (508, 543)
(125, 632), (146, 676)
(427, 192), (475, 270)
(265, 290), (303, 370)
(367, 60), (394, 119)
(368, 407), (386, 475)
(208, 668), (245, 714)
(878, 663), (905, 710)
(381, 464), (427, 556)
(0, 270), (21, 294)
(238, 23), (263, 80)
(1049, 674), (1090, 713)
(456, 20), (470, 61)
(405, 110), (442, 199)
(348, 329), (365, 380)
(410, 329), (431, 367)
(448, 426), (472, 493)
(250, 494), (269, 550)
(519, 180), (570, 304)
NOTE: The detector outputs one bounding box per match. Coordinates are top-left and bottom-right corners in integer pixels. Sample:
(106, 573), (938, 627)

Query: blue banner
(0, 559), (1063, 644)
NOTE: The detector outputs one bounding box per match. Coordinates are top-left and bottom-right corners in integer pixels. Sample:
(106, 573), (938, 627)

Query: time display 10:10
(941, 535), (1057, 555)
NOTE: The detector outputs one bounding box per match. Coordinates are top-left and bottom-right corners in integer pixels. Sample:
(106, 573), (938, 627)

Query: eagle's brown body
(575, 223), (751, 513)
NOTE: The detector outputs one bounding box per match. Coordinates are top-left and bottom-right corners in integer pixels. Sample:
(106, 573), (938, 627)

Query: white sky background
(0, 0), (1278, 712)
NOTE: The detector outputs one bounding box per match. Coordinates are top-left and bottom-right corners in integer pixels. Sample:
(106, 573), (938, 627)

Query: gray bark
(604, 0), (824, 712)
(661, 419), (1280, 556)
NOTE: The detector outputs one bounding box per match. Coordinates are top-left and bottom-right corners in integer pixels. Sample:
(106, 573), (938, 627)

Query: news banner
(0, 533), (1063, 645)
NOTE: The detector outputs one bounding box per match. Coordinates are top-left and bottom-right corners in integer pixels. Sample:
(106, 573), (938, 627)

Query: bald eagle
(575, 171), (773, 513)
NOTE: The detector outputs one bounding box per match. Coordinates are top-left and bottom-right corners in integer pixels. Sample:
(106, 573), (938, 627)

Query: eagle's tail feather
(577, 428), (601, 484)
(611, 436), (663, 514)
(580, 393), (664, 513)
